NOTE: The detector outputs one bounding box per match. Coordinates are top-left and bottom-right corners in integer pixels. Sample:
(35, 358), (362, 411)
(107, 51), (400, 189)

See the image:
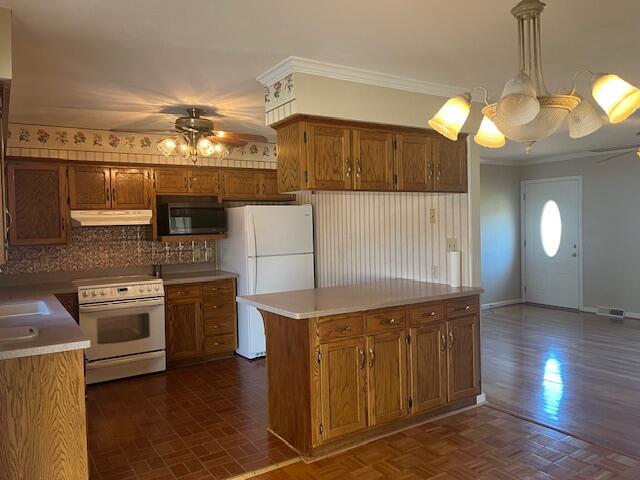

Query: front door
(524, 178), (581, 308)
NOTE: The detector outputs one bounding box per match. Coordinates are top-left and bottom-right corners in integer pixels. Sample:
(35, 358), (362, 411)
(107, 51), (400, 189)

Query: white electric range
(74, 275), (165, 384)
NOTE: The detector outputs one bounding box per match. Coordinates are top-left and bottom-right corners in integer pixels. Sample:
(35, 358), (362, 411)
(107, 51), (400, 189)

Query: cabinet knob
(423, 311), (436, 317)
(465, 305), (470, 310)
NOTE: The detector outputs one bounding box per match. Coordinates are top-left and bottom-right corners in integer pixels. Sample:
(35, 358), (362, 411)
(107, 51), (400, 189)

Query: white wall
(480, 164), (522, 306)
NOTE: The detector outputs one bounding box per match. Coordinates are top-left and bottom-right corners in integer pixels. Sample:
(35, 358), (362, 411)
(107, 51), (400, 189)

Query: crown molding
(481, 149), (612, 167)
(257, 56), (483, 101)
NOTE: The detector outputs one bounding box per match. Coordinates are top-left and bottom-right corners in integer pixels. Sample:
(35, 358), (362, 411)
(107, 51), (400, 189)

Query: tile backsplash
(1, 226), (216, 275)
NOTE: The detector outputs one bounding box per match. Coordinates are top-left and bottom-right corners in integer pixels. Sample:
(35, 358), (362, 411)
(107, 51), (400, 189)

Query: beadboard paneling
(297, 191), (469, 288)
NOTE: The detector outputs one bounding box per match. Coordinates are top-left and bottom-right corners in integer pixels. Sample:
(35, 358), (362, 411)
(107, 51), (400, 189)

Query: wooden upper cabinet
(166, 297), (203, 361)
(395, 134), (434, 192)
(352, 129), (394, 191)
(259, 170), (289, 200)
(447, 316), (480, 402)
(190, 170), (219, 194)
(221, 169), (260, 200)
(154, 169), (190, 194)
(366, 330), (407, 426)
(111, 168), (149, 209)
(306, 124), (352, 190)
(7, 162), (68, 246)
(409, 323), (448, 414)
(319, 337), (367, 441)
(69, 166), (111, 209)
(434, 137), (467, 192)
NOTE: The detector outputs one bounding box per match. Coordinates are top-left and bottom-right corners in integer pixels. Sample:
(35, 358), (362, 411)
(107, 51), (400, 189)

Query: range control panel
(78, 280), (164, 304)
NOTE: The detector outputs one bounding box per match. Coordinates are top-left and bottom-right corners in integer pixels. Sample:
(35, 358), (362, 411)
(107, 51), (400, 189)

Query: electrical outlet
(431, 265), (439, 279)
(429, 208), (437, 224)
(447, 237), (458, 251)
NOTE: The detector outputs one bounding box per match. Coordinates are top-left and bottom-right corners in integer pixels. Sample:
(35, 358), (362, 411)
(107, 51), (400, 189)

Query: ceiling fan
(590, 132), (640, 164)
(113, 107), (268, 163)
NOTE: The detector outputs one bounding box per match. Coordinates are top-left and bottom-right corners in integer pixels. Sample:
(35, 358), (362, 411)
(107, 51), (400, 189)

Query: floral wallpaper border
(264, 74), (295, 110)
(8, 123), (278, 162)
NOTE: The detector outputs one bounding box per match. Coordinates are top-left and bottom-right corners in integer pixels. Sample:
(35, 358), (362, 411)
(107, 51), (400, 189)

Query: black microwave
(157, 203), (226, 236)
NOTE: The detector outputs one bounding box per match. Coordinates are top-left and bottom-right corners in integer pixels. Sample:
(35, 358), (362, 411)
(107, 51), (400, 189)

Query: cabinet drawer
(202, 279), (235, 296)
(319, 314), (364, 342)
(408, 303), (445, 325)
(204, 334), (236, 354)
(204, 317), (235, 336)
(203, 302), (234, 319)
(446, 297), (478, 318)
(166, 285), (202, 300)
(365, 308), (406, 333)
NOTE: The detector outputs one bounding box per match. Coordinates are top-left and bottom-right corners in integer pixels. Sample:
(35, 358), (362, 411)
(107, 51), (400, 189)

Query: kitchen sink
(0, 300), (50, 318)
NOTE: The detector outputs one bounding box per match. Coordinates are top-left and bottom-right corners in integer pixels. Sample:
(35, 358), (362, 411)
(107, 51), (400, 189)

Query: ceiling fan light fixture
(567, 96), (604, 139)
(592, 74), (640, 124)
(157, 137), (177, 156)
(428, 94), (471, 141)
(197, 136), (216, 156)
(496, 70), (540, 126)
(474, 116), (506, 148)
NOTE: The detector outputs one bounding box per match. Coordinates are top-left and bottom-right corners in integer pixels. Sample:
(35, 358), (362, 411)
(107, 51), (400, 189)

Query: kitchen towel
(448, 251), (461, 287)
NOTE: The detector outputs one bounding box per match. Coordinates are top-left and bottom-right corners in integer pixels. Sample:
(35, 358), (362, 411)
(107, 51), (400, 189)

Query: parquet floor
(252, 406), (640, 480)
(482, 304), (640, 459)
(87, 357), (296, 480)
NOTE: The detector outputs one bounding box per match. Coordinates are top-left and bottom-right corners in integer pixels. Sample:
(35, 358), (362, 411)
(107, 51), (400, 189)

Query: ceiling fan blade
(212, 131), (269, 143)
(596, 151), (634, 164)
(109, 128), (177, 134)
(210, 137), (247, 148)
(589, 144), (639, 153)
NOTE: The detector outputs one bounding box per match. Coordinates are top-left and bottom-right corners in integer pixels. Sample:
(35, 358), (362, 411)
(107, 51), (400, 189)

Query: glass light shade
(496, 71), (540, 126)
(483, 95), (580, 144)
(428, 94), (471, 141)
(474, 116), (506, 148)
(157, 137), (177, 156)
(176, 136), (189, 155)
(567, 96), (604, 139)
(196, 136), (216, 156)
(592, 74), (640, 124)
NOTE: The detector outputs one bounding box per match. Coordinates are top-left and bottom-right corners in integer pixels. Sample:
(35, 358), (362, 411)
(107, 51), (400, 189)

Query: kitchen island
(237, 279), (483, 461)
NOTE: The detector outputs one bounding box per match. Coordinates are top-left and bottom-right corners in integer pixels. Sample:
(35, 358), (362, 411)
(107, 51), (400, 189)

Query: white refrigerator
(219, 205), (315, 359)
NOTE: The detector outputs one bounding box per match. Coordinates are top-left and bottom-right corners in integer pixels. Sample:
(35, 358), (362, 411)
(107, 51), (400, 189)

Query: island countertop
(237, 279), (483, 319)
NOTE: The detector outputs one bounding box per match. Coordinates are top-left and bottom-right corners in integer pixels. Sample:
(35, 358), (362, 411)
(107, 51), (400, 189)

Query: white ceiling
(1, 0), (639, 161)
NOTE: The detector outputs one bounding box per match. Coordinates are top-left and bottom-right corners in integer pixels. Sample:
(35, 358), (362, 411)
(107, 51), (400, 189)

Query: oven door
(79, 297), (165, 362)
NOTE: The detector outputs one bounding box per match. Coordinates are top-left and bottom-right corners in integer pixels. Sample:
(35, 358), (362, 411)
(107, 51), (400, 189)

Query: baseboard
(581, 306), (640, 320)
(481, 299), (523, 310)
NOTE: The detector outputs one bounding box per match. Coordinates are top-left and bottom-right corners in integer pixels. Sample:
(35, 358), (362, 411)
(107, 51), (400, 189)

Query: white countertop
(0, 283), (90, 360)
(161, 270), (237, 285)
(237, 279), (483, 319)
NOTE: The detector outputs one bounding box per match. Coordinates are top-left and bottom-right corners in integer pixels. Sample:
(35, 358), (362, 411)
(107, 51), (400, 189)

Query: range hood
(70, 210), (153, 227)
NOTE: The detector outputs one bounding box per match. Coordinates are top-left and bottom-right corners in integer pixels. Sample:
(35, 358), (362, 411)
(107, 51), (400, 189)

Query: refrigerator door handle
(249, 211), (258, 294)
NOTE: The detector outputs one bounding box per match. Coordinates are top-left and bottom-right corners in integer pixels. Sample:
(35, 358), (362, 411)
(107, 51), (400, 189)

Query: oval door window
(540, 200), (562, 257)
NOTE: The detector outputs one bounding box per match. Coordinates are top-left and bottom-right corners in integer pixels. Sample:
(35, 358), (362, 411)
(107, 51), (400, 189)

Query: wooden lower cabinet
(319, 338), (367, 441)
(261, 294), (480, 460)
(366, 330), (408, 426)
(409, 322), (448, 414)
(165, 279), (237, 365)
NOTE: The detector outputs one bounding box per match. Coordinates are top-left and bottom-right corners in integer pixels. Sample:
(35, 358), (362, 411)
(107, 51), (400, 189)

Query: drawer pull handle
(213, 341), (225, 346)
(465, 305), (470, 311)
(210, 305), (219, 309)
(423, 311), (436, 317)
(440, 333), (446, 351)
(449, 332), (454, 350)
(335, 325), (352, 333)
(369, 348), (375, 368)
(385, 318), (397, 325)
(359, 349), (365, 370)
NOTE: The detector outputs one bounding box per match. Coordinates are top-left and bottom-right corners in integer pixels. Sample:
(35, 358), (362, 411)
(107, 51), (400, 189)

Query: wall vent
(596, 306), (625, 319)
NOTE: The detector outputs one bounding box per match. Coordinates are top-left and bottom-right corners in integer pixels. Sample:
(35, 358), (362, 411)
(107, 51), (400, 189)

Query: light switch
(447, 237), (458, 251)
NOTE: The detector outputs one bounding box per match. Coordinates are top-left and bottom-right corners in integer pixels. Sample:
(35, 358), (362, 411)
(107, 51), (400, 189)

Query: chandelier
(156, 108), (230, 163)
(428, 0), (640, 152)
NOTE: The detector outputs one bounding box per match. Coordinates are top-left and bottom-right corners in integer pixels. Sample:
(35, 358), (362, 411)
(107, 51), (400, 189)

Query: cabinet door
(189, 170), (219, 194)
(69, 166), (112, 209)
(166, 298), (203, 361)
(7, 163), (68, 246)
(352, 129), (394, 191)
(154, 169), (190, 194)
(409, 323), (448, 414)
(319, 338), (367, 440)
(111, 168), (149, 209)
(395, 134), (434, 192)
(258, 170), (292, 200)
(221, 169), (260, 200)
(447, 316), (480, 402)
(306, 124), (352, 190)
(433, 137), (467, 192)
(366, 331), (408, 426)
